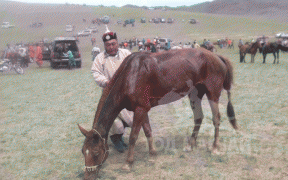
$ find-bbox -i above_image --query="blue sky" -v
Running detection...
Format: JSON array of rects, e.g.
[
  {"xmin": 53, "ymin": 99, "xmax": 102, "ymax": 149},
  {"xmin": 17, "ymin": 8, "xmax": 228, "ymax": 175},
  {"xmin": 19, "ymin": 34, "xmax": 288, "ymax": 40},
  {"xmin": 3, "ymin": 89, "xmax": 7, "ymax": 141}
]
[{"xmin": 10, "ymin": 0, "xmax": 213, "ymax": 7}]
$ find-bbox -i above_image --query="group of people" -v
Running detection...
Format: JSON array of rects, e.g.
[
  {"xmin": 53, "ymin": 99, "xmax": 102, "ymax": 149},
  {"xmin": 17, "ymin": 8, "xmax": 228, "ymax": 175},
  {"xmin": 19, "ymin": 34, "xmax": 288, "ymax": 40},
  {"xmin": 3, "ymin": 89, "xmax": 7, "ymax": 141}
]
[{"xmin": 2, "ymin": 42, "xmax": 44, "ymax": 68}]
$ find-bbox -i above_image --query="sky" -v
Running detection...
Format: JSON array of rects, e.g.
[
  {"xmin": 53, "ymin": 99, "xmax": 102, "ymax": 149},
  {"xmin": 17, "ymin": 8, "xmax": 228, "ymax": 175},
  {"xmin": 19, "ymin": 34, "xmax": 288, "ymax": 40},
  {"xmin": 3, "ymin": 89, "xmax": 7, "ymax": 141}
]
[{"xmin": 9, "ymin": 0, "xmax": 214, "ymax": 7}]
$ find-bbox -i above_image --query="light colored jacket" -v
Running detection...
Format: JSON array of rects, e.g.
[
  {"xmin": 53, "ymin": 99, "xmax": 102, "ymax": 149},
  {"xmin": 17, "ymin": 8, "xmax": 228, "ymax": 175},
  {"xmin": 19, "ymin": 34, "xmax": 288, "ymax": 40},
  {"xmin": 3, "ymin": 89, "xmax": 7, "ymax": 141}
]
[{"xmin": 91, "ymin": 48, "xmax": 131, "ymax": 88}]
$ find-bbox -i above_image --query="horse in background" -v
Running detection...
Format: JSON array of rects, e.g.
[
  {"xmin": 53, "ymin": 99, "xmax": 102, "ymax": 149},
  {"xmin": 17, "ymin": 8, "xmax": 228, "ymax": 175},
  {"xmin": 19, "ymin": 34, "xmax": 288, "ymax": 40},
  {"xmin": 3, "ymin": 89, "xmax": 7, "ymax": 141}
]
[
  {"xmin": 238, "ymin": 41, "xmax": 261, "ymax": 63},
  {"xmin": 259, "ymin": 42, "xmax": 288, "ymax": 64},
  {"xmin": 200, "ymin": 43, "xmax": 217, "ymax": 52},
  {"xmin": 78, "ymin": 48, "xmax": 238, "ymax": 179}
]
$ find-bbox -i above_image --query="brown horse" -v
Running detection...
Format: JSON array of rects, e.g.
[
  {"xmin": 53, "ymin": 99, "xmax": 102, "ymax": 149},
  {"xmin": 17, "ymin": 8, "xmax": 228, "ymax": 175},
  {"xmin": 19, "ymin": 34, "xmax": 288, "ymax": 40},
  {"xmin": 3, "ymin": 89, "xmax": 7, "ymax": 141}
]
[
  {"xmin": 259, "ymin": 42, "xmax": 288, "ymax": 64},
  {"xmin": 78, "ymin": 48, "xmax": 238, "ymax": 179},
  {"xmin": 200, "ymin": 43, "xmax": 217, "ymax": 52},
  {"xmin": 238, "ymin": 41, "xmax": 261, "ymax": 63}
]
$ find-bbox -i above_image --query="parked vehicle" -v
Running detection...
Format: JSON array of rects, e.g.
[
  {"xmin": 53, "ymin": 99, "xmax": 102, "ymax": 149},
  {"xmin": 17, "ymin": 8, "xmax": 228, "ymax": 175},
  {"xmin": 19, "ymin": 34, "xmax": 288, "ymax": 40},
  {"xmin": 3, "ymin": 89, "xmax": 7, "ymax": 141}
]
[
  {"xmin": 29, "ymin": 22, "xmax": 43, "ymax": 28},
  {"xmin": 0, "ymin": 58, "xmax": 24, "ymax": 74},
  {"xmin": 101, "ymin": 16, "xmax": 110, "ymax": 24},
  {"xmin": 42, "ymin": 43, "xmax": 52, "ymax": 61},
  {"xmin": 123, "ymin": 19, "xmax": 135, "ymax": 27},
  {"xmin": 50, "ymin": 37, "xmax": 82, "ymax": 69},
  {"xmin": 276, "ymin": 33, "xmax": 288, "ymax": 38},
  {"xmin": 158, "ymin": 38, "xmax": 173, "ymax": 49},
  {"xmin": 167, "ymin": 18, "xmax": 173, "ymax": 23},
  {"xmin": 189, "ymin": 19, "xmax": 197, "ymax": 24},
  {"xmin": 87, "ymin": 26, "xmax": 98, "ymax": 33},
  {"xmin": 1, "ymin": 22, "xmax": 15, "ymax": 28},
  {"xmin": 65, "ymin": 25, "xmax": 74, "ymax": 32},
  {"xmin": 77, "ymin": 29, "xmax": 91, "ymax": 37},
  {"xmin": 160, "ymin": 18, "xmax": 166, "ymax": 23},
  {"xmin": 117, "ymin": 19, "xmax": 122, "ymax": 25}
]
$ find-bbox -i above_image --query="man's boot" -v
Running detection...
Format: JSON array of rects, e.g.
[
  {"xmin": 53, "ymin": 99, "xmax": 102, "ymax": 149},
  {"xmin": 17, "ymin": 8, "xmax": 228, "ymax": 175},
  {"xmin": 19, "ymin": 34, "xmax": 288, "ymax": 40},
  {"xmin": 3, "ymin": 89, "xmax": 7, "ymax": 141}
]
[
  {"xmin": 120, "ymin": 136, "xmax": 128, "ymax": 149},
  {"xmin": 110, "ymin": 134, "xmax": 125, "ymax": 153}
]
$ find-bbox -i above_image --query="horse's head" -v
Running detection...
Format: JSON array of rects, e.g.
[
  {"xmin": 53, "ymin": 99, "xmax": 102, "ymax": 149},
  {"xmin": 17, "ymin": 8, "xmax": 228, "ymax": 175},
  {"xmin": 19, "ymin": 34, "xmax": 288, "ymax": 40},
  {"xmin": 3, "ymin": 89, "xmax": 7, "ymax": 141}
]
[{"xmin": 78, "ymin": 124, "xmax": 109, "ymax": 180}]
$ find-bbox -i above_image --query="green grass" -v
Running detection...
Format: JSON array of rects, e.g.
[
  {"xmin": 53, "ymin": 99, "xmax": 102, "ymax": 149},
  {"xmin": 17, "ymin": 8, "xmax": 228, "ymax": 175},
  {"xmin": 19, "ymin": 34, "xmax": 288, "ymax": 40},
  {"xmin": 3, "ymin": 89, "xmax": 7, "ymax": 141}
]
[{"xmin": 1, "ymin": 6, "xmax": 288, "ymax": 180}]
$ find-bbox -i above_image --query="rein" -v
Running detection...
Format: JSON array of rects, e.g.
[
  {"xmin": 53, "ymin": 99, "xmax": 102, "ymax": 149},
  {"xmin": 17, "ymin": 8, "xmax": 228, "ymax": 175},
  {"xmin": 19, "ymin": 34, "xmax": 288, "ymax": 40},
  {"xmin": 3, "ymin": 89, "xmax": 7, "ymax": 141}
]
[{"xmin": 83, "ymin": 129, "xmax": 109, "ymax": 172}]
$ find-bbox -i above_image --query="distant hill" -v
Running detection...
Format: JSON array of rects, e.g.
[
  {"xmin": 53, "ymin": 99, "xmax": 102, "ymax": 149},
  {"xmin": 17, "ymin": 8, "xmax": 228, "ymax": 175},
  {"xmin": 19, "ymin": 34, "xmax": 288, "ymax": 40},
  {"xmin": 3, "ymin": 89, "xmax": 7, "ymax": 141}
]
[
  {"xmin": 1, "ymin": 0, "xmax": 288, "ymax": 22},
  {"xmin": 167, "ymin": 0, "xmax": 288, "ymax": 22}
]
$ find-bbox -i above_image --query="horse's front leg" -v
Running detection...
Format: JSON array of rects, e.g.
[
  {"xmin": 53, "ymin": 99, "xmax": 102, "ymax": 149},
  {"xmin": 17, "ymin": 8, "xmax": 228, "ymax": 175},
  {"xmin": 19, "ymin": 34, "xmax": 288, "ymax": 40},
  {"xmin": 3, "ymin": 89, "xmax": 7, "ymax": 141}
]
[
  {"xmin": 122, "ymin": 106, "xmax": 147, "ymax": 171},
  {"xmin": 263, "ymin": 54, "xmax": 266, "ymax": 63},
  {"xmin": 273, "ymin": 52, "xmax": 276, "ymax": 64}
]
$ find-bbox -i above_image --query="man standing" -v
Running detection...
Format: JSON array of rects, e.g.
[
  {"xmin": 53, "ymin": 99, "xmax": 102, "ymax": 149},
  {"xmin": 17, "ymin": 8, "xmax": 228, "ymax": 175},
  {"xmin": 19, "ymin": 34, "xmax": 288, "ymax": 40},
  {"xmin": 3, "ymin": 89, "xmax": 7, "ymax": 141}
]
[
  {"xmin": 35, "ymin": 43, "xmax": 43, "ymax": 67},
  {"xmin": 28, "ymin": 43, "xmax": 35, "ymax": 63},
  {"xmin": 91, "ymin": 26, "xmax": 133, "ymax": 153}
]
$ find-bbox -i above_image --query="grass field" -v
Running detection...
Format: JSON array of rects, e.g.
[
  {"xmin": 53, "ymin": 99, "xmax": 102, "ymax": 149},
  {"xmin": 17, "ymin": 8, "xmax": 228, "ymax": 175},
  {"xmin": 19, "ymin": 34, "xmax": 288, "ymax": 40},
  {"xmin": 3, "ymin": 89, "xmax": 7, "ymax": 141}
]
[{"xmin": 1, "ymin": 4, "xmax": 288, "ymax": 180}]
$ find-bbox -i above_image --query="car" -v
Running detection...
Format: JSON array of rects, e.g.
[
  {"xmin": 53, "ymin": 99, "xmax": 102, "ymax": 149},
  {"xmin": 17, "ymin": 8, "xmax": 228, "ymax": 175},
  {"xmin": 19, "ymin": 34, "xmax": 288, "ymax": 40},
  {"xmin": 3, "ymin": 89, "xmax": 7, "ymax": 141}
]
[
  {"xmin": 123, "ymin": 19, "xmax": 135, "ymax": 27},
  {"xmin": 276, "ymin": 33, "xmax": 288, "ymax": 38},
  {"xmin": 42, "ymin": 43, "xmax": 52, "ymax": 61},
  {"xmin": 50, "ymin": 37, "xmax": 82, "ymax": 69},
  {"xmin": 29, "ymin": 22, "xmax": 43, "ymax": 28},
  {"xmin": 160, "ymin": 18, "xmax": 166, "ymax": 23},
  {"xmin": 167, "ymin": 18, "xmax": 173, "ymax": 23},
  {"xmin": 87, "ymin": 26, "xmax": 98, "ymax": 33},
  {"xmin": 65, "ymin": 25, "xmax": 74, "ymax": 32},
  {"xmin": 158, "ymin": 38, "xmax": 173, "ymax": 49},
  {"xmin": 189, "ymin": 19, "xmax": 197, "ymax": 24},
  {"xmin": 1, "ymin": 22, "xmax": 15, "ymax": 28},
  {"xmin": 153, "ymin": 18, "xmax": 160, "ymax": 23},
  {"xmin": 77, "ymin": 29, "xmax": 91, "ymax": 37}
]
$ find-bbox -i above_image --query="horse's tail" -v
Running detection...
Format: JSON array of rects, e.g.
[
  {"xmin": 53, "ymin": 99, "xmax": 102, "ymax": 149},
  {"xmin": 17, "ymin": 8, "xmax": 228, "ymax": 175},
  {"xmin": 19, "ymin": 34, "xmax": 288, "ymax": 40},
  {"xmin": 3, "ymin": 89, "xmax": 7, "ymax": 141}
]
[
  {"xmin": 217, "ymin": 55, "xmax": 233, "ymax": 91},
  {"xmin": 278, "ymin": 44, "xmax": 288, "ymax": 52},
  {"xmin": 217, "ymin": 55, "xmax": 238, "ymax": 130}
]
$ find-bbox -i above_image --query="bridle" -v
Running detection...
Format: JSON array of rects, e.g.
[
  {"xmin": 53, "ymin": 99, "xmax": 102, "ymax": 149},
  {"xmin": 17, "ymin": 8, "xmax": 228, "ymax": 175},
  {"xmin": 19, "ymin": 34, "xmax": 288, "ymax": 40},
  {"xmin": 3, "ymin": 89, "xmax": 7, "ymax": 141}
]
[{"xmin": 83, "ymin": 129, "xmax": 109, "ymax": 172}]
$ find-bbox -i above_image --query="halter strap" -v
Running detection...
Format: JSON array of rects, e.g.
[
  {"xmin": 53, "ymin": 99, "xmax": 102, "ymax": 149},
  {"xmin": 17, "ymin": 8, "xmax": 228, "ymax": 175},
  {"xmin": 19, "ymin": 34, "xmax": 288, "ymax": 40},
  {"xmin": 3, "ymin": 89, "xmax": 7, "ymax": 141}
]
[
  {"xmin": 92, "ymin": 129, "xmax": 106, "ymax": 144},
  {"xmin": 83, "ymin": 129, "xmax": 108, "ymax": 172}
]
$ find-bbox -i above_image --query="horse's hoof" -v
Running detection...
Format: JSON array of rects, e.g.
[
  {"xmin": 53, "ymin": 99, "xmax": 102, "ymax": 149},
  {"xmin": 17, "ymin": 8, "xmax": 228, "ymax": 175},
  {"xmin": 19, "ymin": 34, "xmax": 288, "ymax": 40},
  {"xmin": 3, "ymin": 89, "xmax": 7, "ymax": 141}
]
[
  {"xmin": 122, "ymin": 164, "xmax": 131, "ymax": 172},
  {"xmin": 211, "ymin": 148, "xmax": 221, "ymax": 155},
  {"xmin": 183, "ymin": 145, "xmax": 192, "ymax": 152}
]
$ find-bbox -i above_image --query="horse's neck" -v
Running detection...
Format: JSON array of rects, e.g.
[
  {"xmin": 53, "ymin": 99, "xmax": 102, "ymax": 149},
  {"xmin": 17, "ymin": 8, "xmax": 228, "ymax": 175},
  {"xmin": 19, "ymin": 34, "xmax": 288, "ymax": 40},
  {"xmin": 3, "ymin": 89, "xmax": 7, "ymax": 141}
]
[{"xmin": 92, "ymin": 83, "xmax": 125, "ymax": 138}]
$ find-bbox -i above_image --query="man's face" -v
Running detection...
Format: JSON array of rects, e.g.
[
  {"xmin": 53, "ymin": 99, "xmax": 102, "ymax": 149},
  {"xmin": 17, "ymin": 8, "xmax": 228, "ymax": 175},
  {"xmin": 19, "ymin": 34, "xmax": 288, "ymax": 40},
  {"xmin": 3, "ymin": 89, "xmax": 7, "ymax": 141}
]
[{"xmin": 104, "ymin": 39, "xmax": 118, "ymax": 56}]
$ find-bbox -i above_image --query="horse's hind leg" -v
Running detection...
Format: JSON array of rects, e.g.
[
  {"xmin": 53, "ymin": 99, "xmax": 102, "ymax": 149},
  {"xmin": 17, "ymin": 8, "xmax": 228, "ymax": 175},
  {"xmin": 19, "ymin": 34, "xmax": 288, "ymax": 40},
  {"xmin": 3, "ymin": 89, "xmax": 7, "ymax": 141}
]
[
  {"xmin": 206, "ymin": 91, "xmax": 222, "ymax": 154},
  {"xmin": 184, "ymin": 86, "xmax": 205, "ymax": 152},
  {"xmin": 142, "ymin": 117, "xmax": 157, "ymax": 157}
]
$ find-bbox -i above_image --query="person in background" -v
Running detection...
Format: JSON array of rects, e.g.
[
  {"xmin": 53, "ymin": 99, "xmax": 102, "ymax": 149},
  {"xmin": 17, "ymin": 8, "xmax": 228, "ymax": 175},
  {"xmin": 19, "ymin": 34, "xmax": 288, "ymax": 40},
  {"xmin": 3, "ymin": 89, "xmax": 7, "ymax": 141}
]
[
  {"xmin": 28, "ymin": 43, "xmax": 35, "ymax": 63},
  {"xmin": 67, "ymin": 49, "xmax": 76, "ymax": 69},
  {"xmin": 193, "ymin": 40, "xmax": 200, "ymax": 48},
  {"xmin": 35, "ymin": 42, "xmax": 43, "ymax": 67},
  {"xmin": 91, "ymin": 45, "xmax": 101, "ymax": 61},
  {"xmin": 91, "ymin": 26, "xmax": 133, "ymax": 153}
]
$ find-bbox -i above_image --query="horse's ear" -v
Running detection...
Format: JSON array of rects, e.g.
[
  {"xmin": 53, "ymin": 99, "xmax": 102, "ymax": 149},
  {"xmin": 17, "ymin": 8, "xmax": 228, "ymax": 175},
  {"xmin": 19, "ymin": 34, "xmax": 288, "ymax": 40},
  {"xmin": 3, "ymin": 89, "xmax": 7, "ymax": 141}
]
[{"xmin": 78, "ymin": 124, "xmax": 89, "ymax": 137}]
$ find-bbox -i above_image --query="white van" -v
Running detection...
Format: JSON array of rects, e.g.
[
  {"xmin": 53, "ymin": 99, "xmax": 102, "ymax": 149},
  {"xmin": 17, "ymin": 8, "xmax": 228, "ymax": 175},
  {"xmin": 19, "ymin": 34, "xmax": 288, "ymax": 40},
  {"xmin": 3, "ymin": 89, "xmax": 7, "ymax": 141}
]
[{"xmin": 65, "ymin": 25, "xmax": 74, "ymax": 32}]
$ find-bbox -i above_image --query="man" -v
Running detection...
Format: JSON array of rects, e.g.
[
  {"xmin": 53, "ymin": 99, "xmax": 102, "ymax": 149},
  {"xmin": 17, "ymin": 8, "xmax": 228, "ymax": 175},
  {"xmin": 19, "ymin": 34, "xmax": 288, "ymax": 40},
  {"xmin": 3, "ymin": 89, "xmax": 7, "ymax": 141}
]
[
  {"xmin": 193, "ymin": 40, "xmax": 200, "ymax": 48},
  {"xmin": 28, "ymin": 43, "xmax": 35, "ymax": 63},
  {"xmin": 91, "ymin": 45, "xmax": 100, "ymax": 61},
  {"xmin": 91, "ymin": 27, "xmax": 133, "ymax": 153},
  {"xmin": 67, "ymin": 49, "xmax": 75, "ymax": 69},
  {"xmin": 35, "ymin": 43, "xmax": 43, "ymax": 67},
  {"xmin": 238, "ymin": 38, "xmax": 244, "ymax": 47},
  {"xmin": 18, "ymin": 45, "xmax": 29, "ymax": 67}
]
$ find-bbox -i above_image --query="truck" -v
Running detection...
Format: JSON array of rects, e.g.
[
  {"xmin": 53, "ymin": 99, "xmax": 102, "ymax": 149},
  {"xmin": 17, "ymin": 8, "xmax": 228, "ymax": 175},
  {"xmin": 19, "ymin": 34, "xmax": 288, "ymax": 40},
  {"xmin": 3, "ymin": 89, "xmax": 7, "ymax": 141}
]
[{"xmin": 1, "ymin": 22, "xmax": 15, "ymax": 28}]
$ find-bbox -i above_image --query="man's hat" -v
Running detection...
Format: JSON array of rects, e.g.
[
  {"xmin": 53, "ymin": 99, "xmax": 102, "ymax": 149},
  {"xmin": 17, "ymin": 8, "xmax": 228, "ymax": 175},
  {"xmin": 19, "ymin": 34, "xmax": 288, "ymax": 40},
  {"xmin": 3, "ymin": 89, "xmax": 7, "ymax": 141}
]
[{"xmin": 102, "ymin": 25, "xmax": 117, "ymax": 42}]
